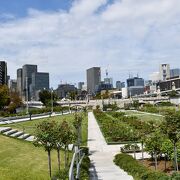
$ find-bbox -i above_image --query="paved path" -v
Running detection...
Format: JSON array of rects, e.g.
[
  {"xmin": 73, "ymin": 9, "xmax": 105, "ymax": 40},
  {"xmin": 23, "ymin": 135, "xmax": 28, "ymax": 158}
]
[
  {"xmin": 88, "ymin": 112, "xmax": 133, "ymax": 180},
  {"xmin": 0, "ymin": 112, "xmax": 70, "ymax": 125}
]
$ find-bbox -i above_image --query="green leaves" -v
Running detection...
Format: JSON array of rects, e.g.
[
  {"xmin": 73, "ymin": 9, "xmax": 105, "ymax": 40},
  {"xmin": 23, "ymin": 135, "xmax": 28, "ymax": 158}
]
[{"xmin": 0, "ymin": 85, "xmax": 10, "ymax": 110}]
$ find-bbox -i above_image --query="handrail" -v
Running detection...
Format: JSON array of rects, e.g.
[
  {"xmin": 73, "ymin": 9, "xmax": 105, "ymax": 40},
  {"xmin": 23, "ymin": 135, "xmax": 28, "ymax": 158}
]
[{"xmin": 69, "ymin": 146, "xmax": 85, "ymax": 180}]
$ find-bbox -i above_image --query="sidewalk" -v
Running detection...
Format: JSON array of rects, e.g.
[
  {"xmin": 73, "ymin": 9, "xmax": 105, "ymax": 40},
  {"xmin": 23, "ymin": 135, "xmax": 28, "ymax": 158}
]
[
  {"xmin": 0, "ymin": 112, "xmax": 70, "ymax": 125},
  {"xmin": 88, "ymin": 112, "xmax": 133, "ymax": 180}
]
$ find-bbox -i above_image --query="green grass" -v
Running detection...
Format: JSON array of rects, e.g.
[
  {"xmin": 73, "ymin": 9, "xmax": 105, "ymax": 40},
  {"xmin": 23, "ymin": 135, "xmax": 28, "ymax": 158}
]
[
  {"xmin": 2, "ymin": 113, "xmax": 88, "ymax": 146},
  {"xmin": 0, "ymin": 135, "xmax": 68, "ymax": 180},
  {"xmin": 123, "ymin": 110, "xmax": 163, "ymax": 122},
  {"xmin": 0, "ymin": 113, "xmax": 88, "ymax": 179}
]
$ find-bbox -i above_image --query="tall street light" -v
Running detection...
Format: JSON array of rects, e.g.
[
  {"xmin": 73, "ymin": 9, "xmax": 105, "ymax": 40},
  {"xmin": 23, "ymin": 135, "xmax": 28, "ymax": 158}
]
[
  {"xmin": 51, "ymin": 87, "xmax": 54, "ymax": 114},
  {"xmin": 26, "ymin": 77, "xmax": 29, "ymax": 114}
]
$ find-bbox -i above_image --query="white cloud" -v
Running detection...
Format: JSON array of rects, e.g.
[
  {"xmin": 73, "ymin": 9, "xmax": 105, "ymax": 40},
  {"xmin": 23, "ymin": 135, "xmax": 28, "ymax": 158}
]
[{"xmin": 0, "ymin": 0, "xmax": 180, "ymax": 87}]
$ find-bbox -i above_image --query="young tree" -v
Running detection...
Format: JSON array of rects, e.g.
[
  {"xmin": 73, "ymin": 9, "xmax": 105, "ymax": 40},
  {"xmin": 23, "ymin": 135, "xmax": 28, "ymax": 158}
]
[
  {"xmin": 8, "ymin": 92, "xmax": 22, "ymax": 113},
  {"xmin": 145, "ymin": 130, "xmax": 164, "ymax": 170},
  {"xmin": 163, "ymin": 112, "xmax": 180, "ymax": 171},
  {"xmin": 161, "ymin": 139, "xmax": 173, "ymax": 171},
  {"xmin": 39, "ymin": 89, "xmax": 57, "ymax": 107},
  {"xmin": 34, "ymin": 120, "xmax": 57, "ymax": 177},
  {"xmin": 60, "ymin": 120, "xmax": 74, "ymax": 169},
  {"xmin": 54, "ymin": 122, "xmax": 63, "ymax": 174},
  {"xmin": 73, "ymin": 113, "xmax": 83, "ymax": 147},
  {"xmin": 0, "ymin": 85, "xmax": 10, "ymax": 110}
]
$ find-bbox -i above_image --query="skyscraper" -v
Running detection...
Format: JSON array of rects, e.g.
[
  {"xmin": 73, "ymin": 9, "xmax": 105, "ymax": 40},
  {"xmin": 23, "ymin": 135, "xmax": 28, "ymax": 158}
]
[
  {"xmin": 22, "ymin": 64, "xmax": 37, "ymax": 100},
  {"xmin": 170, "ymin": 68, "xmax": 180, "ymax": 78},
  {"xmin": 0, "ymin": 61, "xmax": 7, "ymax": 85},
  {"xmin": 17, "ymin": 68, "xmax": 23, "ymax": 97},
  {"xmin": 159, "ymin": 64, "xmax": 170, "ymax": 81},
  {"xmin": 30, "ymin": 72, "xmax": 49, "ymax": 100},
  {"xmin": 116, "ymin": 81, "xmax": 125, "ymax": 90},
  {"xmin": 86, "ymin": 67, "xmax": 101, "ymax": 94},
  {"xmin": 127, "ymin": 77, "xmax": 144, "ymax": 97},
  {"xmin": 78, "ymin": 82, "xmax": 84, "ymax": 90}
]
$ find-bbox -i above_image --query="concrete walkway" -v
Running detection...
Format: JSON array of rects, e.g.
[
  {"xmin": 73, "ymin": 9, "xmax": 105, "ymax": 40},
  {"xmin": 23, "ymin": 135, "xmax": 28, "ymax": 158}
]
[
  {"xmin": 88, "ymin": 112, "xmax": 133, "ymax": 180},
  {"xmin": 0, "ymin": 112, "xmax": 70, "ymax": 125}
]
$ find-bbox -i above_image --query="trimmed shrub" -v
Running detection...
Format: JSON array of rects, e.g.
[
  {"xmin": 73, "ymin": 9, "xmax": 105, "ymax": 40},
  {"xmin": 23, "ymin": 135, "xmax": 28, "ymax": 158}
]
[{"xmin": 114, "ymin": 153, "xmax": 169, "ymax": 180}]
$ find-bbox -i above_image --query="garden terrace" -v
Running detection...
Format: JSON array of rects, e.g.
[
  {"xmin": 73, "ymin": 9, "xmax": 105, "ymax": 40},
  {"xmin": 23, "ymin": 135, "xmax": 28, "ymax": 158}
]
[
  {"xmin": 0, "ymin": 113, "xmax": 88, "ymax": 146},
  {"xmin": 93, "ymin": 110, "xmax": 161, "ymax": 144}
]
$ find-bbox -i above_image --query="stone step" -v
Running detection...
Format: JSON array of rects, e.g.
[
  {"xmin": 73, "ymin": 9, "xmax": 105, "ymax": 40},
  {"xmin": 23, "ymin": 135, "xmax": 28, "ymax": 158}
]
[
  {"xmin": 18, "ymin": 134, "xmax": 31, "ymax": 139},
  {"xmin": 0, "ymin": 127, "xmax": 12, "ymax": 133},
  {"xmin": 25, "ymin": 136, "xmax": 35, "ymax": 142},
  {"xmin": 11, "ymin": 131, "xmax": 24, "ymax": 138},
  {"xmin": 4, "ymin": 129, "xmax": 18, "ymax": 135}
]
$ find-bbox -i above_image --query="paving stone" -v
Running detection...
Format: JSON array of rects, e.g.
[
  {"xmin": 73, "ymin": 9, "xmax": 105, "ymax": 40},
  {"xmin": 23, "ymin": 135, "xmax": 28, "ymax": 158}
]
[{"xmin": 88, "ymin": 112, "xmax": 133, "ymax": 180}]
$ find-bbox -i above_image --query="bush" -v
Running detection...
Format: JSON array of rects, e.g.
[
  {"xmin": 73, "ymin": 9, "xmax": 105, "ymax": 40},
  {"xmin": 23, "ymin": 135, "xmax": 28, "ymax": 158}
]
[
  {"xmin": 114, "ymin": 153, "xmax": 169, "ymax": 180},
  {"xmin": 121, "ymin": 143, "xmax": 140, "ymax": 153},
  {"xmin": 80, "ymin": 146, "xmax": 89, "ymax": 155}
]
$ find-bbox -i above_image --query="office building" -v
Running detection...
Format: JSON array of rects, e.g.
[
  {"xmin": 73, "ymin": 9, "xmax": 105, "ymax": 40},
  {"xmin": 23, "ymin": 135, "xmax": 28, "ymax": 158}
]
[
  {"xmin": 95, "ymin": 81, "xmax": 113, "ymax": 93},
  {"xmin": 30, "ymin": 72, "xmax": 49, "ymax": 100},
  {"xmin": 17, "ymin": 64, "xmax": 49, "ymax": 100},
  {"xmin": 17, "ymin": 68, "xmax": 23, "ymax": 97},
  {"xmin": 170, "ymin": 68, "xmax": 180, "ymax": 78},
  {"xmin": 78, "ymin": 82, "xmax": 84, "ymax": 90},
  {"xmin": 9, "ymin": 79, "xmax": 17, "ymax": 92},
  {"xmin": 104, "ymin": 77, "xmax": 113, "ymax": 86},
  {"xmin": 0, "ymin": 61, "xmax": 7, "ymax": 85},
  {"xmin": 116, "ymin": 81, "xmax": 125, "ymax": 90},
  {"xmin": 87, "ymin": 67, "xmax": 101, "ymax": 95},
  {"xmin": 56, "ymin": 84, "xmax": 77, "ymax": 99},
  {"xmin": 22, "ymin": 64, "xmax": 37, "ymax": 100},
  {"xmin": 127, "ymin": 77, "xmax": 144, "ymax": 97},
  {"xmin": 159, "ymin": 64, "xmax": 170, "ymax": 81},
  {"xmin": 157, "ymin": 76, "xmax": 180, "ymax": 92}
]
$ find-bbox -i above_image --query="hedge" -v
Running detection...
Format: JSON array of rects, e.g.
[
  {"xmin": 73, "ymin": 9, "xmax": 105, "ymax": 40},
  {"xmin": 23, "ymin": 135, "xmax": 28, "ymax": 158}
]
[{"xmin": 114, "ymin": 153, "xmax": 169, "ymax": 180}]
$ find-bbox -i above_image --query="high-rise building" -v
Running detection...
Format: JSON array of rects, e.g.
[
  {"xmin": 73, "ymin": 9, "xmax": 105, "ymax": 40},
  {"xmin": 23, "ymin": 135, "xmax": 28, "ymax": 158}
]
[
  {"xmin": 56, "ymin": 84, "xmax": 77, "ymax": 99},
  {"xmin": 104, "ymin": 77, "xmax": 113, "ymax": 86},
  {"xmin": 30, "ymin": 72, "xmax": 49, "ymax": 100},
  {"xmin": 17, "ymin": 68, "xmax": 23, "ymax": 97},
  {"xmin": 86, "ymin": 67, "xmax": 101, "ymax": 95},
  {"xmin": 159, "ymin": 64, "xmax": 170, "ymax": 81},
  {"xmin": 116, "ymin": 81, "xmax": 125, "ymax": 90},
  {"xmin": 127, "ymin": 77, "xmax": 144, "ymax": 97},
  {"xmin": 9, "ymin": 79, "xmax": 17, "ymax": 92},
  {"xmin": 0, "ymin": 61, "xmax": 7, "ymax": 85},
  {"xmin": 78, "ymin": 82, "xmax": 84, "ymax": 90},
  {"xmin": 170, "ymin": 68, "xmax": 180, "ymax": 78},
  {"xmin": 22, "ymin": 64, "xmax": 37, "ymax": 100}
]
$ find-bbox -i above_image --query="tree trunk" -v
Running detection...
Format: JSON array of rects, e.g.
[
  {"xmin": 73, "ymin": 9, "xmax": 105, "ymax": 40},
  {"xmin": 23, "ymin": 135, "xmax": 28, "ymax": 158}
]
[
  {"xmin": 141, "ymin": 141, "xmax": 144, "ymax": 162},
  {"xmin": 133, "ymin": 144, "xmax": 136, "ymax": 159},
  {"xmin": 164, "ymin": 155, "xmax": 167, "ymax": 171},
  {"xmin": 154, "ymin": 151, "xmax": 157, "ymax": 171},
  {"xmin": 57, "ymin": 148, "xmax": 61, "ymax": 173},
  {"xmin": 67, "ymin": 146, "xmax": 69, "ymax": 166},
  {"xmin": 65, "ymin": 147, "xmax": 67, "ymax": 169},
  {"xmin": 174, "ymin": 143, "xmax": 179, "ymax": 171},
  {"xmin": 48, "ymin": 150, "xmax": 52, "ymax": 178}
]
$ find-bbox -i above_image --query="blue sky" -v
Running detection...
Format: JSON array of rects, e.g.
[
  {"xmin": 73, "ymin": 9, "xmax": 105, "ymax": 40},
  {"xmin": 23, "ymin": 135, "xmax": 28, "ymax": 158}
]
[
  {"xmin": 0, "ymin": 0, "xmax": 180, "ymax": 88},
  {"xmin": 0, "ymin": 0, "xmax": 72, "ymax": 18}
]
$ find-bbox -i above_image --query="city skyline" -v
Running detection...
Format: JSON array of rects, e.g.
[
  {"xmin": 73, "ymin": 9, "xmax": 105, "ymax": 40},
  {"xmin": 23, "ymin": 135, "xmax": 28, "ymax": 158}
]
[{"xmin": 1, "ymin": 0, "xmax": 180, "ymax": 87}]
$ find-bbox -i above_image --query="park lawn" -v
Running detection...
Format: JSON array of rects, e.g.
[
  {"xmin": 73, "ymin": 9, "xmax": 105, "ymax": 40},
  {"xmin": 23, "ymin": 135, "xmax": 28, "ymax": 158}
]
[
  {"xmin": 1, "ymin": 113, "xmax": 88, "ymax": 146},
  {"xmin": 0, "ymin": 135, "xmax": 69, "ymax": 180},
  {"xmin": 123, "ymin": 110, "xmax": 163, "ymax": 122}
]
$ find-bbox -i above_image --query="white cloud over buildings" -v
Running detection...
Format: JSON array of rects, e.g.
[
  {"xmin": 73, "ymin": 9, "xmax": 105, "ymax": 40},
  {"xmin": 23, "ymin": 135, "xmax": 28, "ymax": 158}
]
[{"xmin": 0, "ymin": 0, "xmax": 180, "ymax": 87}]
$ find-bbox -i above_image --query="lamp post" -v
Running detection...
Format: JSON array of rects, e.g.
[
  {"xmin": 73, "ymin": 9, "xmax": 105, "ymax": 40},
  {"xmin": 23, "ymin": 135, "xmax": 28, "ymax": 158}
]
[
  {"xmin": 51, "ymin": 87, "xmax": 53, "ymax": 114},
  {"xmin": 26, "ymin": 77, "xmax": 29, "ymax": 114}
]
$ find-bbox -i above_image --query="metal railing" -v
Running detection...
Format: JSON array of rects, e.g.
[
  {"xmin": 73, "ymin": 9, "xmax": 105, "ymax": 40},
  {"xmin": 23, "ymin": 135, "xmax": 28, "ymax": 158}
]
[{"xmin": 69, "ymin": 146, "xmax": 85, "ymax": 180}]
